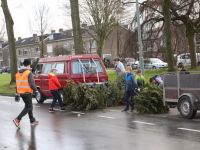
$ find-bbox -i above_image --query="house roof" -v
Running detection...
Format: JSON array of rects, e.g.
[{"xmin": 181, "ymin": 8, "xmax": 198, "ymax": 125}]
[
  {"xmin": 0, "ymin": 42, "xmax": 8, "ymax": 50},
  {"xmin": 15, "ymin": 35, "xmax": 49, "ymax": 47}
]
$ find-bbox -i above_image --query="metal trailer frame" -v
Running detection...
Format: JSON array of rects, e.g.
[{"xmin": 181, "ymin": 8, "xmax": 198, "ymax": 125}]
[{"xmin": 163, "ymin": 71, "xmax": 200, "ymax": 118}]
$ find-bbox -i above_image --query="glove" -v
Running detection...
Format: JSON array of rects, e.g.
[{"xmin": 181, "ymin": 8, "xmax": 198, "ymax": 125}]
[
  {"xmin": 58, "ymin": 87, "xmax": 63, "ymax": 91},
  {"xmin": 32, "ymin": 91, "xmax": 38, "ymax": 98},
  {"xmin": 15, "ymin": 93, "xmax": 20, "ymax": 102}
]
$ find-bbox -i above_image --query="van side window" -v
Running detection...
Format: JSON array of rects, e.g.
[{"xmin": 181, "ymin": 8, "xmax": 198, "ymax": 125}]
[
  {"xmin": 56, "ymin": 63, "xmax": 65, "ymax": 74},
  {"xmin": 35, "ymin": 64, "xmax": 43, "ymax": 74},
  {"xmin": 44, "ymin": 63, "xmax": 55, "ymax": 74},
  {"xmin": 72, "ymin": 60, "xmax": 104, "ymax": 74}
]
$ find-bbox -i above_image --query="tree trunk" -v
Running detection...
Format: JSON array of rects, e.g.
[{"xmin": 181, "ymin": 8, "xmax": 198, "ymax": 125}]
[
  {"xmin": 41, "ymin": 33, "xmax": 44, "ymax": 58},
  {"xmin": 97, "ymin": 40, "xmax": 105, "ymax": 59},
  {"xmin": 1, "ymin": 0, "xmax": 18, "ymax": 84},
  {"xmin": 70, "ymin": 0, "xmax": 84, "ymax": 55},
  {"xmin": 163, "ymin": 0, "xmax": 175, "ymax": 71},
  {"xmin": 185, "ymin": 27, "xmax": 197, "ymax": 69}
]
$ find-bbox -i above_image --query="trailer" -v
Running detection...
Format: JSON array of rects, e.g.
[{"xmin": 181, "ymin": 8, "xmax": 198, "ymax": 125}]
[{"xmin": 163, "ymin": 71, "xmax": 200, "ymax": 119}]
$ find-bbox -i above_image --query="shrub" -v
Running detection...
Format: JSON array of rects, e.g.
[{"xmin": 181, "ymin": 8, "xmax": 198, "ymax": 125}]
[{"xmin": 134, "ymin": 83, "xmax": 169, "ymax": 114}]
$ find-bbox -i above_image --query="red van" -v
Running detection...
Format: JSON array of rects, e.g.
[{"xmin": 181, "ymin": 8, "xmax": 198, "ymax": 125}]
[{"xmin": 33, "ymin": 54, "xmax": 108, "ymax": 103}]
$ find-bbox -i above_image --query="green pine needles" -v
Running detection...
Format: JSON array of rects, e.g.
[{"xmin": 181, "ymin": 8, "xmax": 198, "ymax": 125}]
[{"xmin": 134, "ymin": 83, "xmax": 169, "ymax": 114}]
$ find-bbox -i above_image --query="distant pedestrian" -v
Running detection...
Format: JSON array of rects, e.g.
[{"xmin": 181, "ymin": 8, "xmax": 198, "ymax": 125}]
[
  {"xmin": 178, "ymin": 63, "xmax": 190, "ymax": 74},
  {"xmin": 13, "ymin": 59, "xmax": 39, "ymax": 129},
  {"xmin": 113, "ymin": 58, "xmax": 125, "ymax": 76},
  {"xmin": 136, "ymin": 69, "xmax": 145, "ymax": 91},
  {"xmin": 122, "ymin": 66, "xmax": 137, "ymax": 112},
  {"xmin": 48, "ymin": 68, "xmax": 66, "ymax": 112},
  {"xmin": 104, "ymin": 59, "xmax": 108, "ymax": 68},
  {"xmin": 149, "ymin": 75, "xmax": 163, "ymax": 87}
]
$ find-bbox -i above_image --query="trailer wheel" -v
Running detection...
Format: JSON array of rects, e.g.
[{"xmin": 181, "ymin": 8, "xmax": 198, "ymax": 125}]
[{"xmin": 178, "ymin": 96, "xmax": 197, "ymax": 119}]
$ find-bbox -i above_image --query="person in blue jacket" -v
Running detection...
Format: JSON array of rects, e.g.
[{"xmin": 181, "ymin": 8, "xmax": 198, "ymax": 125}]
[
  {"xmin": 149, "ymin": 75, "xmax": 163, "ymax": 87},
  {"xmin": 122, "ymin": 66, "xmax": 137, "ymax": 112}
]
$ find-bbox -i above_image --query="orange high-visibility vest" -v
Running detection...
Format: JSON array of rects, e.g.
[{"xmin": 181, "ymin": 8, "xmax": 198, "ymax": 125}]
[{"xmin": 16, "ymin": 70, "xmax": 33, "ymax": 94}]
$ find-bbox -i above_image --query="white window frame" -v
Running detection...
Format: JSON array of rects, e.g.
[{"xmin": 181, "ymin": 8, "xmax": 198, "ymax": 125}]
[
  {"xmin": 18, "ymin": 50, "xmax": 21, "ymax": 56},
  {"xmin": 35, "ymin": 47, "xmax": 39, "ymax": 54},
  {"xmin": 23, "ymin": 49, "xmax": 28, "ymax": 56},
  {"xmin": 89, "ymin": 39, "xmax": 96, "ymax": 48},
  {"xmin": 47, "ymin": 45, "xmax": 53, "ymax": 53}
]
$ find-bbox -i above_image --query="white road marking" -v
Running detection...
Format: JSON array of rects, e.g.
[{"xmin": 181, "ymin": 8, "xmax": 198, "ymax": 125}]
[
  {"xmin": 178, "ymin": 128, "xmax": 200, "ymax": 133},
  {"xmin": 98, "ymin": 115, "xmax": 115, "ymax": 119},
  {"xmin": 132, "ymin": 121, "xmax": 155, "ymax": 125}
]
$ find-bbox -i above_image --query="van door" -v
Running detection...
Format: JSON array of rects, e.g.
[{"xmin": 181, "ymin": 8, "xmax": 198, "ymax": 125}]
[
  {"xmin": 55, "ymin": 62, "xmax": 69, "ymax": 87},
  {"xmin": 34, "ymin": 63, "xmax": 44, "ymax": 89},
  {"xmin": 42, "ymin": 63, "xmax": 56, "ymax": 97}
]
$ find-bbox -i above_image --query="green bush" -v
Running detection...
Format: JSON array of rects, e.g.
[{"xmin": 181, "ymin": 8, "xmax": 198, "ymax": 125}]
[
  {"xmin": 134, "ymin": 83, "xmax": 169, "ymax": 114},
  {"xmin": 62, "ymin": 79, "xmax": 123, "ymax": 111}
]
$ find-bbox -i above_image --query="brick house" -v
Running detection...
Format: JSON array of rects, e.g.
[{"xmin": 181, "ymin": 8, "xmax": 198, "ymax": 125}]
[{"xmin": 0, "ymin": 25, "xmax": 129, "ymax": 67}]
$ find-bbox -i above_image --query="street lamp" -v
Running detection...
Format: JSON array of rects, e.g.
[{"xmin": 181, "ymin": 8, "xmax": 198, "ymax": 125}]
[{"xmin": 136, "ymin": 0, "xmax": 144, "ymax": 76}]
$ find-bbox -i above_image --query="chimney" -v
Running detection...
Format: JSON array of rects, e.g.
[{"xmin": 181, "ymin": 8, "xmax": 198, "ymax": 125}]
[
  {"xmin": 33, "ymin": 34, "xmax": 37, "ymax": 37},
  {"xmin": 59, "ymin": 28, "xmax": 63, "ymax": 33},
  {"xmin": 18, "ymin": 37, "xmax": 21, "ymax": 40},
  {"xmin": 51, "ymin": 30, "xmax": 55, "ymax": 33}
]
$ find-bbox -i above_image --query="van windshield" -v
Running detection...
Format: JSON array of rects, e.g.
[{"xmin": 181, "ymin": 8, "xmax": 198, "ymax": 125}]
[{"xmin": 72, "ymin": 60, "xmax": 104, "ymax": 74}]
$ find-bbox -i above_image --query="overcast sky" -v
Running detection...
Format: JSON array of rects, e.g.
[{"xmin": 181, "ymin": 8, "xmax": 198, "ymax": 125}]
[
  {"xmin": 0, "ymin": 0, "xmax": 70, "ymax": 40},
  {"xmin": 0, "ymin": 0, "xmax": 141, "ymax": 41}
]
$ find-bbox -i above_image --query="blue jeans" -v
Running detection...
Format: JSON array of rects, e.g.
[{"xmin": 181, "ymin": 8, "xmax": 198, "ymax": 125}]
[
  {"xmin": 17, "ymin": 93, "xmax": 35, "ymax": 123},
  {"xmin": 125, "ymin": 91, "xmax": 134, "ymax": 110},
  {"xmin": 50, "ymin": 90, "xmax": 63, "ymax": 108}
]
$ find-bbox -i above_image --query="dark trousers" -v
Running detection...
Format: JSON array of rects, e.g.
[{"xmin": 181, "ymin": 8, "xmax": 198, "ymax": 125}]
[
  {"xmin": 17, "ymin": 93, "xmax": 35, "ymax": 123},
  {"xmin": 50, "ymin": 90, "xmax": 63, "ymax": 108},
  {"xmin": 125, "ymin": 91, "xmax": 134, "ymax": 110}
]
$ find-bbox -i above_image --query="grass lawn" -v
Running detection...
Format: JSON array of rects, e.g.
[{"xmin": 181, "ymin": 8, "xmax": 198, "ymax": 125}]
[
  {"xmin": 0, "ymin": 74, "xmax": 16, "ymax": 94},
  {"xmin": 107, "ymin": 66, "xmax": 200, "ymax": 83}
]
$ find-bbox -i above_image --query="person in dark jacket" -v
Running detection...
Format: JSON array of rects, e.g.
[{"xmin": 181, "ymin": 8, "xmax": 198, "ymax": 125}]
[
  {"xmin": 13, "ymin": 59, "xmax": 39, "ymax": 128},
  {"xmin": 122, "ymin": 66, "xmax": 137, "ymax": 112},
  {"xmin": 178, "ymin": 63, "xmax": 190, "ymax": 74},
  {"xmin": 48, "ymin": 68, "xmax": 66, "ymax": 112}
]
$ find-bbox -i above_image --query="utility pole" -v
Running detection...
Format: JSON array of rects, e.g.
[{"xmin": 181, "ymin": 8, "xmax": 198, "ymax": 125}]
[{"xmin": 136, "ymin": 0, "xmax": 144, "ymax": 76}]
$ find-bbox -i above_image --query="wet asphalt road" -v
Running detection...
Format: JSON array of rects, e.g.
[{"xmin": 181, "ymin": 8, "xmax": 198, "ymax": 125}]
[{"xmin": 1, "ymin": 96, "xmax": 200, "ymax": 150}]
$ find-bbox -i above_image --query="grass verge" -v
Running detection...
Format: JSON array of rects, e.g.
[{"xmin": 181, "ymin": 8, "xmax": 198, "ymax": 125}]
[{"xmin": 0, "ymin": 74, "xmax": 16, "ymax": 94}]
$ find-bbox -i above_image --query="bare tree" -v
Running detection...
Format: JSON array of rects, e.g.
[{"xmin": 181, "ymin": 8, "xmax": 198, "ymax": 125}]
[
  {"xmin": 29, "ymin": 3, "xmax": 52, "ymax": 58},
  {"xmin": 80, "ymin": 0, "xmax": 126, "ymax": 59},
  {"xmin": 1, "ymin": 0, "xmax": 18, "ymax": 83},
  {"xmin": 53, "ymin": 44, "xmax": 71, "ymax": 56}
]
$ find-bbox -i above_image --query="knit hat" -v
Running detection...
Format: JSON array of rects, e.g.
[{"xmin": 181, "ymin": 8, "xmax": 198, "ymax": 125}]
[{"xmin": 23, "ymin": 59, "xmax": 31, "ymax": 66}]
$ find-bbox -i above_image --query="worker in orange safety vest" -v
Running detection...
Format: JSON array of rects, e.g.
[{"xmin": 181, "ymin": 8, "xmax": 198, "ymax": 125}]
[{"xmin": 13, "ymin": 59, "xmax": 39, "ymax": 129}]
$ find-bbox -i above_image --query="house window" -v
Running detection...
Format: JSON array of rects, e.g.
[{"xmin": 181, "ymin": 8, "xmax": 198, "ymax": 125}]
[
  {"xmin": 70, "ymin": 43, "xmax": 75, "ymax": 50},
  {"xmin": 18, "ymin": 50, "xmax": 21, "ymax": 56},
  {"xmin": 0, "ymin": 52, "xmax": 2, "ymax": 58},
  {"xmin": 47, "ymin": 45, "xmax": 53, "ymax": 53},
  {"xmin": 23, "ymin": 49, "xmax": 28, "ymax": 55},
  {"xmin": 49, "ymin": 35, "xmax": 54, "ymax": 40},
  {"xmin": 0, "ymin": 61, "xmax": 3, "ymax": 67},
  {"xmin": 89, "ymin": 40, "xmax": 96, "ymax": 48},
  {"xmin": 63, "ymin": 43, "xmax": 68, "ymax": 50},
  {"xmin": 35, "ymin": 47, "xmax": 39, "ymax": 54}
]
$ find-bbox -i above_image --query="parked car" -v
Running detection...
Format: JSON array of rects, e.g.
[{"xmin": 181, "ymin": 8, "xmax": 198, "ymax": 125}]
[
  {"xmin": 144, "ymin": 58, "xmax": 168, "ymax": 70},
  {"xmin": 176, "ymin": 53, "xmax": 200, "ymax": 66},
  {"xmin": 120, "ymin": 58, "xmax": 139, "ymax": 69},
  {"xmin": 7, "ymin": 67, "xmax": 11, "ymax": 73},
  {"xmin": 0, "ymin": 68, "xmax": 2, "ymax": 74},
  {"xmin": 2, "ymin": 66, "xmax": 9, "ymax": 72},
  {"xmin": 33, "ymin": 54, "xmax": 108, "ymax": 103}
]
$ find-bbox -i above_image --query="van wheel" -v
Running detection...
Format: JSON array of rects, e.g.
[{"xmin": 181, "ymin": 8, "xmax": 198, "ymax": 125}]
[
  {"xmin": 178, "ymin": 96, "xmax": 197, "ymax": 119},
  {"xmin": 152, "ymin": 66, "xmax": 156, "ymax": 69},
  {"xmin": 36, "ymin": 89, "xmax": 46, "ymax": 103}
]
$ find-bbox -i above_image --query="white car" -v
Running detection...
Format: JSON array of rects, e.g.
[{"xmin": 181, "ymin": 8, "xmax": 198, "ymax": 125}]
[
  {"xmin": 176, "ymin": 53, "xmax": 200, "ymax": 66},
  {"xmin": 144, "ymin": 58, "xmax": 168, "ymax": 70}
]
